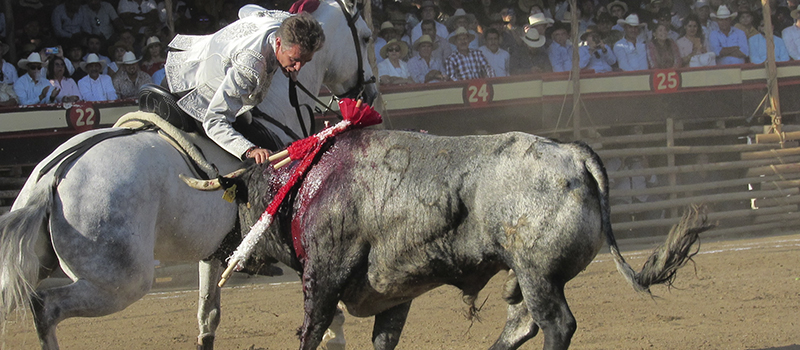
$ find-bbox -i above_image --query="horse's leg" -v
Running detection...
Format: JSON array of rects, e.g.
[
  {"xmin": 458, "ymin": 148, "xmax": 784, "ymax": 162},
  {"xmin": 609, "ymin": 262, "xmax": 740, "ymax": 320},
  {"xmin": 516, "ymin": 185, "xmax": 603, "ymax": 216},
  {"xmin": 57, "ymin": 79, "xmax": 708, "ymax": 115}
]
[
  {"xmin": 514, "ymin": 272, "xmax": 575, "ymax": 350},
  {"xmin": 489, "ymin": 270, "xmax": 539, "ymax": 350},
  {"xmin": 197, "ymin": 259, "xmax": 222, "ymax": 350},
  {"xmin": 32, "ymin": 276, "xmax": 151, "ymax": 350},
  {"xmin": 371, "ymin": 301, "xmax": 411, "ymax": 350}
]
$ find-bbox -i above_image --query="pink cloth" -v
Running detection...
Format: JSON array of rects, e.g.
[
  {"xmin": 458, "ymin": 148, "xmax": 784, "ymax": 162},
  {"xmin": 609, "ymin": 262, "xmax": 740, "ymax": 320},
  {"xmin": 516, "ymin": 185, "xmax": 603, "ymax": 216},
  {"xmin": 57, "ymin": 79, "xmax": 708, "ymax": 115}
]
[{"xmin": 289, "ymin": 0, "xmax": 320, "ymax": 14}]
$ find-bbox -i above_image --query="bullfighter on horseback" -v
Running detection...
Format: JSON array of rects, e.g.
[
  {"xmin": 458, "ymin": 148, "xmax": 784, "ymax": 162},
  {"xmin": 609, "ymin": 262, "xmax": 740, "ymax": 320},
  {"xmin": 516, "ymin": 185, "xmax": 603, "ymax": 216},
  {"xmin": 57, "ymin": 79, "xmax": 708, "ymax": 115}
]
[{"xmin": 164, "ymin": 5, "xmax": 326, "ymax": 163}]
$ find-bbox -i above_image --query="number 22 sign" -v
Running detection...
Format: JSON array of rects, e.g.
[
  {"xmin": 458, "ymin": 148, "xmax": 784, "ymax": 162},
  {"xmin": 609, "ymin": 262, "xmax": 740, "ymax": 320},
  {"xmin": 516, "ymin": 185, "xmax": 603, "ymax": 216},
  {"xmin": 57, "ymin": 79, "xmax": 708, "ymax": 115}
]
[
  {"xmin": 651, "ymin": 69, "xmax": 680, "ymax": 93},
  {"xmin": 66, "ymin": 103, "xmax": 100, "ymax": 132}
]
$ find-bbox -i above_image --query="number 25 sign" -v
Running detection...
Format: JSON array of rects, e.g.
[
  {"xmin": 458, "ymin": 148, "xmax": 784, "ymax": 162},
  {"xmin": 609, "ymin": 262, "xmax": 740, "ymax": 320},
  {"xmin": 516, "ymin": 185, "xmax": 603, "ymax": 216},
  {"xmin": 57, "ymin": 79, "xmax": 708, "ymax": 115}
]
[
  {"xmin": 651, "ymin": 69, "xmax": 680, "ymax": 93},
  {"xmin": 66, "ymin": 103, "xmax": 100, "ymax": 132}
]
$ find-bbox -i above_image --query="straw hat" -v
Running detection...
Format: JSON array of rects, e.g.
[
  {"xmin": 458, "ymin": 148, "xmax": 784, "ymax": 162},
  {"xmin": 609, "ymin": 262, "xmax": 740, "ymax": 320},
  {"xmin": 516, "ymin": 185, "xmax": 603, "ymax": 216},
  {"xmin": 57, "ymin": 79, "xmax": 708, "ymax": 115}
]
[
  {"xmin": 119, "ymin": 51, "xmax": 141, "ymax": 65},
  {"xmin": 790, "ymin": 5, "xmax": 800, "ymax": 19},
  {"xmin": 710, "ymin": 5, "xmax": 737, "ymax": 19},
  {"xmin": 522, "ymin": 27, "xmax": 546, "ymax": 47},
  {"xmin": 80, "ymin": 53, "xmax": 107, "ymax": 71},
  {"xmin": 380, "ymin": 39, "xmax": 409, "ymax": 59},
  {"xmin": 143, "ymin": 36, "xmax": 162, "ymax": 52},
  {"xmin": 528, "ymin": 13, "xmax": 554, "ymax": 26},
  {"xmin": 413, "ymin": 34, "xmax": 438, "ymax": 51},
  {"xmin": 448, "ymin": 26, "xmax": 476, "ymax": 45},
  {"xmin": 618, "ymin": 13, "xmax": 646, "ymax": 27},
  {"xmin": 17, "ymin": 52, "xmax": 43, "ymax": 69},
  {"xmin": 447, "ymin": 8, "xmax": 476, "ymax": 29},
  {"xmin": 607, "ymin": 0, "xmax": 628, "ymax": 13},
  {"xmin": 379, "ymin": 21, "xmax": 397, "ymax": 36}
]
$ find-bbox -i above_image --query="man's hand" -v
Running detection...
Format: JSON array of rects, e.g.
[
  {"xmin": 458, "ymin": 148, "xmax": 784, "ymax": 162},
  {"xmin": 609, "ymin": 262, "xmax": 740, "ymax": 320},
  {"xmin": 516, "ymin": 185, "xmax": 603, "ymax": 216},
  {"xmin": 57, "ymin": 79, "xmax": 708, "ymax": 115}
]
[
  {"xmin": 39, "ymin": 86, "xmax": 51, "ymax": 101},
  {"xmin": 246, "ymin": 147, "xmax": 271, "ymax": 164}
]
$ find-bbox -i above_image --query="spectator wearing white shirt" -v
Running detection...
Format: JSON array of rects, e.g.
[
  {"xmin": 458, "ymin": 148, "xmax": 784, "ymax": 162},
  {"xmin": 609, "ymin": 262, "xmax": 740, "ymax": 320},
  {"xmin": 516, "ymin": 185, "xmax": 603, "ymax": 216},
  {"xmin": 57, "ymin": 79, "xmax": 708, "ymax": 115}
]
[
  {"xmin": 47, "ymin": 56, "xmax": 82, "ymax": 103},
  {"xmin": 408, "ymin": 35, "xmax": 447, "ymax": 83},
  {"xmin": 14, "ymin": 53, "xmax": 59, "ymax": 105},
  {"xmin": 0, "ymin": 42, "xmax": 19, "ymax": 85},
  {"xmin": 410, "ymin": 1, "xmax": 449, "ymax": 43},
  {"xmin": 80, "ymin": 0, "xmax": 122, "ymax": 40},
  {"xmin": 52, "ymin": 0, "xmax": 86, "ymax": 39},
  {"xmin": 781, "ymin": 5, "xmax": 800, "ymax": 60},
  {"xmin": 78, "ymin": 54, "xmax": 117, "ymax": 101},
  {"xmin": 479, "ymin": 28, "xmax": 510, "ymax": 77},
  {"xmin": 613, "ymin": 14, "xmax": 649, "ymax": 71},
  {"xmin": 708, "ymin": 5, "xmax": 748, "ymax": 65},
  {"xmin": 579, "ymin": 28, "xmax": 617, "ymax": 73}
]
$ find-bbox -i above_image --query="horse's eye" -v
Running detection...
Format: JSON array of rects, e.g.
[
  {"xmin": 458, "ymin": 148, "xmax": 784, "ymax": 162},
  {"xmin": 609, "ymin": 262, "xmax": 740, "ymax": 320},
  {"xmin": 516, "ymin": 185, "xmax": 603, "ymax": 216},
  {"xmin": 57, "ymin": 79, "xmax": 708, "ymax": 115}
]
[{"xmin": 362, "ymin": 36, "xmax": 370, "ymax": 45}]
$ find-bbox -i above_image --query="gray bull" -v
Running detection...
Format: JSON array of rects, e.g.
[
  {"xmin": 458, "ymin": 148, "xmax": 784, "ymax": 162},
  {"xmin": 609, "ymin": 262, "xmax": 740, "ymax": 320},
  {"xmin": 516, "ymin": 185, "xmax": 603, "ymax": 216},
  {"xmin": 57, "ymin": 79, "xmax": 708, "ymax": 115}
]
[{"xmin": 191, "ymin": 129, "xmax": 711, "ymax": 350}]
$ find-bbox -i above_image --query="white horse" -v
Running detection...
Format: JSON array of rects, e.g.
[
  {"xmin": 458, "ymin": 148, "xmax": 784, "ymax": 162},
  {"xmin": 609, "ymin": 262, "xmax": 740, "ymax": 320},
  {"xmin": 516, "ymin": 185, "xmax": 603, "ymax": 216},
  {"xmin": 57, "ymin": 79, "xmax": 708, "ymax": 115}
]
[{"xmin": 0, "ymin": 1, "xmax": 376, "ymax": 349}]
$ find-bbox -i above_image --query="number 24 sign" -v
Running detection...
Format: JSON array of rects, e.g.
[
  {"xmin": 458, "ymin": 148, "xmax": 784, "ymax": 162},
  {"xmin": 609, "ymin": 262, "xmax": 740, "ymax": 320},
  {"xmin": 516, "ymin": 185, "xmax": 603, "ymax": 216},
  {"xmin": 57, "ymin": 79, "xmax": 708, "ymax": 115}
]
[
  {"xmin": 651, "ymin": 69, "xmax": 680, "ymax": 93},
  {"xmin": 463, "ymin": 80, "xmax": 493, "ymax": 106}
]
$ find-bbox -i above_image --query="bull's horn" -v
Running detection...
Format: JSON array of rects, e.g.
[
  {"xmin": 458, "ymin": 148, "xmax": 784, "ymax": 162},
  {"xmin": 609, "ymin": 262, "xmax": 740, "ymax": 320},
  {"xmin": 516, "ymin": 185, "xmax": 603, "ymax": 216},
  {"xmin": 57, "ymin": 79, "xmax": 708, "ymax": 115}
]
[{"xmin": 179, "ymin": 168, "xmax": 247, "ymax": 191}]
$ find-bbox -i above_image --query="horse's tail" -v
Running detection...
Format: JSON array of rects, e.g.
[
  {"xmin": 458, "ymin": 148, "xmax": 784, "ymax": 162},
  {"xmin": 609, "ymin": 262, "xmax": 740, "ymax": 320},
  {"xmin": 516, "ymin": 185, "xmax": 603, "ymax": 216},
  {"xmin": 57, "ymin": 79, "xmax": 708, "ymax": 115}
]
[
  {"xmin": 0, "ymin": 181, "xmax": 53, "ymax": 321},
  {"xmin": 580, "ymin": 142, "xmax": 714, "ymax": 293}
]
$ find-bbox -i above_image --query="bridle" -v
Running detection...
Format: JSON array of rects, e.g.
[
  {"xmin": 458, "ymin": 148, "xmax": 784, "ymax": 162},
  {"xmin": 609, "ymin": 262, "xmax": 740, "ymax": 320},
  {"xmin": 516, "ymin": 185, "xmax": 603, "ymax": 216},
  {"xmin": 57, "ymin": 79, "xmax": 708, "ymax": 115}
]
[{"xmin": 289, "ymin": 0, "xmax": 376, "ymax": 137}]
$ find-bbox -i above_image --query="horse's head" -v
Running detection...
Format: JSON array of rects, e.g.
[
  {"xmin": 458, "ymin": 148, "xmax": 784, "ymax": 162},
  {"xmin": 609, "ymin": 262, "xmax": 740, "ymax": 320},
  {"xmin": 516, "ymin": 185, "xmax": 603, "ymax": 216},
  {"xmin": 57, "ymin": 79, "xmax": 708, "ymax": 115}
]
[{"xmin": 313, "ymin": 0, "xmax": 378, "ymax": 105}]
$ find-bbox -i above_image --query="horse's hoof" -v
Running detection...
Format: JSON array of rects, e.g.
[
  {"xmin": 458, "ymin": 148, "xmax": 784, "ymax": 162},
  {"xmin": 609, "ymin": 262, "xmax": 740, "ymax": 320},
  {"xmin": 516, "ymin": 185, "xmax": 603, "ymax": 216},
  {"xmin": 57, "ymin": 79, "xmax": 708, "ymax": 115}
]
[{"xmin": 197, "ymin": 335, "xmax": 214, "ymax": 350}]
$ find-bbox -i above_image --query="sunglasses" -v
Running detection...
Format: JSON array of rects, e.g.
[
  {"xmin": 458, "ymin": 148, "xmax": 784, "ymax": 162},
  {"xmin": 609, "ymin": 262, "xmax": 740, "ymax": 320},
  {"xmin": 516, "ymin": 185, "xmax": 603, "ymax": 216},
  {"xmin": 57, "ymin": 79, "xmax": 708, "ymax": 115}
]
[
  {"xmin": 28, "ymin": 65, "xmax": 42, "ymax": 70},
  {"xmin": 387, "ymin": 47, "xmax": 401, "ymax": 52}
]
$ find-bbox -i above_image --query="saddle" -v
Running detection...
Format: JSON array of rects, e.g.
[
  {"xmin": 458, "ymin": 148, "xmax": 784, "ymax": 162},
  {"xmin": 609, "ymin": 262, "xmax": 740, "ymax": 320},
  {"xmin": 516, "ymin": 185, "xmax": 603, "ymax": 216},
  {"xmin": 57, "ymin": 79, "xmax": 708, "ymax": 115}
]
[{"xmin": 137, "ymin": 84, "xmax": 286, "ymax": 151}]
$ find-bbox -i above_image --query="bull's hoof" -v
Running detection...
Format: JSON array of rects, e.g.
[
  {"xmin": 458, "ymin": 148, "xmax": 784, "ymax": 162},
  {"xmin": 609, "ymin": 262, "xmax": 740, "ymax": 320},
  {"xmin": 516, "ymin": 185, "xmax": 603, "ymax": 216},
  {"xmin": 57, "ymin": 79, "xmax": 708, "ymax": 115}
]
[{"xmin": 197, "ymin": 335, "xmax": 214, "ymax": 350}]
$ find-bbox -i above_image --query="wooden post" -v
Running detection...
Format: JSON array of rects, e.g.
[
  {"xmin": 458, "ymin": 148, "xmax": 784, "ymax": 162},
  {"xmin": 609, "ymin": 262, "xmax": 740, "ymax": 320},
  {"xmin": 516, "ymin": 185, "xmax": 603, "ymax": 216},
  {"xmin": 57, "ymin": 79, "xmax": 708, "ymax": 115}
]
[
  {"xmin": 569, "ymin": 0, "xmax": 581, "ymax": 140},
  {"xmin": 761, "ymin": 0, "xmax": 783, "ymax": 141},
  {"xmin": 363, "ymin": 0, "xmax": 389, "ymax": 120},
  {"xmin": 666, "ymin": 118, "xmax": 678, "ymax": 218},
  {"xmin": 165, "ymin": 0, "xmax": 174, "ymax": 38}
]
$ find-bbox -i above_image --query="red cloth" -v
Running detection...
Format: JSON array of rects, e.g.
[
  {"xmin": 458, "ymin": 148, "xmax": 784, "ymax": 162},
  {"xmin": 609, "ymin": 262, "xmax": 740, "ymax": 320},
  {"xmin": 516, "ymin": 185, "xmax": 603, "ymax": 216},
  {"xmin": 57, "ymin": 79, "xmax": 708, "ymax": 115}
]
[{"xmin": 289, "ymin": 0, "xmax": 320, "ymax": 14}]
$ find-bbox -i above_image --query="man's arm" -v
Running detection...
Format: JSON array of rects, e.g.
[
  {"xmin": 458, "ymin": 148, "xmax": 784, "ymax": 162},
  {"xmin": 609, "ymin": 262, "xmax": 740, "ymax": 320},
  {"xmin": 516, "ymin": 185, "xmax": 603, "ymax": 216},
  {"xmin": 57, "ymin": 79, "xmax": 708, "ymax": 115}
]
[
  {"xmin": 203, "ymin": 65, "xmax": 261, "ymax": 159},
  {"xmin": 782, "ymin": 27, "xmax": 800, "ymax": 60}
]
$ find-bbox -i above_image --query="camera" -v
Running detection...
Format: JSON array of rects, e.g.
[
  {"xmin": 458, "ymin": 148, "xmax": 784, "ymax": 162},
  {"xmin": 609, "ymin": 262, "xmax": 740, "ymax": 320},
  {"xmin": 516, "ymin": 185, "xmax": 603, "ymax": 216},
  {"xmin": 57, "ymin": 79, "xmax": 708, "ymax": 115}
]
[{"xmin": 45, "ymin": 47, "xmax": 59, "ymax": 55}]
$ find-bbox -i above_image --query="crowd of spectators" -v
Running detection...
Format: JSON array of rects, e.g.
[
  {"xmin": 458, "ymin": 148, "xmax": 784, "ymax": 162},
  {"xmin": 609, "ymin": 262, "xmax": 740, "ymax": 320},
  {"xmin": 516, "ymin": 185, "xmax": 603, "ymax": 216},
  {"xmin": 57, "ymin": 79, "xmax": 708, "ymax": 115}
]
[
  {"xmin": 369, "ymin": 0, "xmax": 800, "ymax": 85},
  {"xmin": 0, "ymin": 0, "xmax": 228, "ymax": 107},
  {"xmin": 1, "ymin": 0, "xmax": 800, "ymax": 106}
]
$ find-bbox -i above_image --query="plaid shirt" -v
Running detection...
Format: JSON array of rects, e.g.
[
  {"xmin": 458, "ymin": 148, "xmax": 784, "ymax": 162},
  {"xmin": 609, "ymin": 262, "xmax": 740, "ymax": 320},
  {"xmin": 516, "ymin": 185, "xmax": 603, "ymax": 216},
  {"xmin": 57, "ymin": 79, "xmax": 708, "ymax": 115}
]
[{"xmin": 445, "ymin": 49, "xmax": 495, "ymax": 81}]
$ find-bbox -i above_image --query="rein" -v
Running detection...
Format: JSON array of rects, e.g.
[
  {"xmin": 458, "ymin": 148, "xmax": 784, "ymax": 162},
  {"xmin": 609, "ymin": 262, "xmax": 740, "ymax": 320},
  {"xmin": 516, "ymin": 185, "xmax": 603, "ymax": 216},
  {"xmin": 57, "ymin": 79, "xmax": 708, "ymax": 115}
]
[{"xmin": 288, "ymin": 0, "xmax": 376, "ymax": 131}]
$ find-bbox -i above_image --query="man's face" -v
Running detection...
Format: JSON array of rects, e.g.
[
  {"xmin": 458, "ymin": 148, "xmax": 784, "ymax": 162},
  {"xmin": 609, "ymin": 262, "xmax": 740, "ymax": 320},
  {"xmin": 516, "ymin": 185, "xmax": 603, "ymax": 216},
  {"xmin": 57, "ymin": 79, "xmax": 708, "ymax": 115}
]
[
  {"xmin": 27, "ymin": 63, "xmax": 42, "ymax": 81},
  {"xmin": 611, "ymin": 5, "xmax": 625, "ymax": 19},
  {"xmin": 421, "ymin": 23, "xmax": 436, "ymax": 37},
  {"xmin": 717, "ymin": 17, "xmax": 732, "ymax": 31},
  {"xmin": 696, "ymin": 6, "xmax": 710, "ymax": 21},
  {"xmin": 87, "ymin": 63, "xmax": 101, "ymax": 78},
  {"xmin": 624, "ymin": 24, "xmax": 640, "ymax": 40},
  {"xmin": 419, "ymin": 42, "xmax": 433, "ymax": 57},
  {"xmin": 455, "ymin": 17, "xmax": 468, "ymax": 30},
  {"xmin": 124, "ymin": 63, "xmax": 138, "ymax": 75},
  {"xmin": 455, "ymin": 33, "xmax": 470, "ymax": 51},
  {"xmin": 739, "ymin": 13, "xmax": 753, "ymax": 26},
  {"xmin": 275, "ymin": 38, "xmax": 314, "ymax": 73},
  {"xmin": 552, "ymin": 28, "xmax": 568, "ymax": 45},
  {"xmin": 597, "ymin": 21, "xmax": 612, "ymax": 33},
  {"xmin": 422, "ymin": 6, "xmax": 436, "ymax": 20},
  {"xmin": 533, "ymin": 23, "xmax": 547, "ymax": 35},
  {"xmin": 486, "ymin": 32, "xmax": 500, "ymax": 51},
  {"xmin": 87, "ymin": 38, "xmax": 101, "ymax": 54}
]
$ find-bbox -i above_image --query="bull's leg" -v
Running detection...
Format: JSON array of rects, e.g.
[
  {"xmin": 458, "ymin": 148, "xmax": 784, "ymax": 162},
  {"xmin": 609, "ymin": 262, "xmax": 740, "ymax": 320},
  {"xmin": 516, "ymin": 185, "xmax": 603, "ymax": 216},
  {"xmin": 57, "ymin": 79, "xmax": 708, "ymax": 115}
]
[
  {"xmin": 298, "ymin": 270, "xmax": 343, "ymax": 350},
  {"xmin": 33, "ymin": 277, "xmax": 151, "ymax": 350},
  {"xmin": 197, "ymin": 259, "xmax": 223, "ymax": 350},
  {"xmin": 515, "ymin": 274, "xmax": 575, "ymax": 350},
  {"xmin": 489, "ymin": 271, "xmax": 539, "ymax": 350},
  {"xmin": 371, "ymin": 301, "xmax": 411, "ymax": 350}
]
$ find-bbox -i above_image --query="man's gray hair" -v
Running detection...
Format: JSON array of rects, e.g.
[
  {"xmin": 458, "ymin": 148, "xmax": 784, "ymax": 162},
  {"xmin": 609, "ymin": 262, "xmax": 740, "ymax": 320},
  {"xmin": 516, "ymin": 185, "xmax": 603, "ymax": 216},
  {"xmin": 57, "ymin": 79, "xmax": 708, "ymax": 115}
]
[{"xmin": 276, "ymin": 12, "xmax": 326, "ymax": 54}]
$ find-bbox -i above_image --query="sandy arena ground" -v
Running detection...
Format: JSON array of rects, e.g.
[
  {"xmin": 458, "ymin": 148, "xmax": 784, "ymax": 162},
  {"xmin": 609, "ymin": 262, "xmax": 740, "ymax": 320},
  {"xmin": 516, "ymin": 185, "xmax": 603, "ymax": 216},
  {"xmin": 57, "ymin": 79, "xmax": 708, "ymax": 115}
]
[{"xmin": 3, "ymin": 233, "xmax": 799, "ymax": 350}]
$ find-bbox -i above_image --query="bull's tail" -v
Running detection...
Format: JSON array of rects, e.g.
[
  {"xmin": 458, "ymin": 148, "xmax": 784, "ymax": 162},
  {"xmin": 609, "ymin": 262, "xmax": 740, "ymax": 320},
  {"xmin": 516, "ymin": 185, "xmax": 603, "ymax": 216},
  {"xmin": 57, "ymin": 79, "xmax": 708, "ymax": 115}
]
[
  {"xmin": 581, "ymin": 144, "xmax": 714, "ymax": 293},
  {"xmin": 0, "ymin": 182, "xmax": 52, "ymax": 321}
]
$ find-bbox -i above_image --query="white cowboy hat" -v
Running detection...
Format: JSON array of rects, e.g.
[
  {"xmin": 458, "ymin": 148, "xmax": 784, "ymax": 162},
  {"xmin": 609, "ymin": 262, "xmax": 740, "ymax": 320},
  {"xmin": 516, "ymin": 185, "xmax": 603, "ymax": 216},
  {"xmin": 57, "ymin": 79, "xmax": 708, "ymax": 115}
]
[
  {"xmin": 380, "ymin": 39, "xmax": 409, "ymax": 59},
  {"xmin": 413, "ymin": 34, "xmax": 438, "ymax": 51},
  {"xmin": 710, "ymin": 5, "xmax": 737, "ymax": 19},
  {"xmin": 447, "ymin": 8, "xmax": 476, "ymax": 29},
  {"xmin": 448, "ymin": 26, "xmax": 476, "ymax": 45},
  {"xmin": 617, "ymin": 13, "xmax": 646, "ymax": 27},
  {"xmin": 607, "ymin": 0, "xmax": 628, "ymax": 13},
  {"xmin": 522, "ymin": 27, "xmax": 546, "ymax": 47},
  {"xmin": 80, "ymin": 53, "xmax": 107, "ymax": 71},
  {"xmin": 17, "ymin": 52, "xmax": 43, "ymax": 69},
  {"xmin": 119, "ymin": 51, "xmax": 140, "ymax": 65},
  {"xmin": 528, "ymin": 13, "xmax": 554, "ymax": 26}
]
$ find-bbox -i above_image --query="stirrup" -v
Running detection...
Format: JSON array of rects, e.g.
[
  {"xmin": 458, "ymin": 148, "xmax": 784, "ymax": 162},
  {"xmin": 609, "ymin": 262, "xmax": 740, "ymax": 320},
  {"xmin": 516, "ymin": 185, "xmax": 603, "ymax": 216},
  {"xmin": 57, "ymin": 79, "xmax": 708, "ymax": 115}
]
[{"xmin": 138, "ymin": 84, "xmax": 196, "ymax": 132}]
